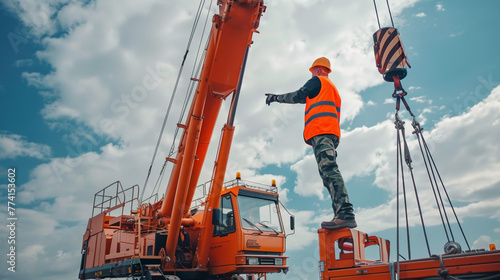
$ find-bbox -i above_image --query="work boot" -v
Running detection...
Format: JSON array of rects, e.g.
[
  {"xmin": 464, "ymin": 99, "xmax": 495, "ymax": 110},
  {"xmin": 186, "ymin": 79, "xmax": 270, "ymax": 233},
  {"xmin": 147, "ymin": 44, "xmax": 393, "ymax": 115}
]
[{"xmin": 321, "ymin": 217, "xmax": 357, "ymax": 229}]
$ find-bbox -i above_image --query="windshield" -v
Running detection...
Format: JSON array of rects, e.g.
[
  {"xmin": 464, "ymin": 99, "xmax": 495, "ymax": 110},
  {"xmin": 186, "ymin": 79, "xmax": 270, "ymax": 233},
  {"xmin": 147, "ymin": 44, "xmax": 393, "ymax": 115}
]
[{"xmin": 238, "ymin": 195, "xmax": 282, "ymax": 233}]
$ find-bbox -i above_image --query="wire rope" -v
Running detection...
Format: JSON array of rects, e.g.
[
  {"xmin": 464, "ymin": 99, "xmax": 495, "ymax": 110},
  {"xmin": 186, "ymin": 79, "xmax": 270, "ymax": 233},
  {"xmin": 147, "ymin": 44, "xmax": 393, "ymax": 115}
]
[
  {"xmin": 145, "ymin": 0, "xmax": 214, "ymax": 202},
  {"xmin": 385, "ymin": 0, "xmax": 395, "ymax": 27},
  {"xmin": 393, "ymin": 92, "xmax": 475, "ymax": 259},
  {"xmin": 140, "ymin": 0, "xmax": 209, "ymax": 204},
  {"xmin": 373, "ymin": 0, "xmax": 395, "ymax": 28},
  {"xmin": 372, "ymin": 0, "xmax": 381, "ymax": 29}
]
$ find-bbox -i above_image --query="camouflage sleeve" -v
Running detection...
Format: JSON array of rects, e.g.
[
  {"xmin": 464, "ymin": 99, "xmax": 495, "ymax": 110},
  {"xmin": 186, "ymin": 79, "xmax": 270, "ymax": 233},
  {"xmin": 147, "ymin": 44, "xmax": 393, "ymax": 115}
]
[
  {"xmin": 277, "ymin": 90, "xmax": 306, "ymax": 104},
  {"xmin": 276, "ymin": 76, "xmax": 321, "ymax": 104}
]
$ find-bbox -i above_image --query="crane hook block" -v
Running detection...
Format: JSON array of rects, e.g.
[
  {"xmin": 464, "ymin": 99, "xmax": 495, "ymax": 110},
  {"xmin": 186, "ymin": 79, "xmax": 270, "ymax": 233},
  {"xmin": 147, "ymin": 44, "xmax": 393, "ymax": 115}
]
[{"xmin": 373, "ymin": 27, "xmax": 411, "ymax": 82}]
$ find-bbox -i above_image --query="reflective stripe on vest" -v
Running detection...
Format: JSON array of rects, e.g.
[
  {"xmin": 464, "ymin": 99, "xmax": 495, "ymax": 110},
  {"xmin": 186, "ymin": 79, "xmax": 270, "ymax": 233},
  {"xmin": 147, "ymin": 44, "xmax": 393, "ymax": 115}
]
[{"xmin": 304, "ymin": 76, "xmax": 341, "ymax": 143}]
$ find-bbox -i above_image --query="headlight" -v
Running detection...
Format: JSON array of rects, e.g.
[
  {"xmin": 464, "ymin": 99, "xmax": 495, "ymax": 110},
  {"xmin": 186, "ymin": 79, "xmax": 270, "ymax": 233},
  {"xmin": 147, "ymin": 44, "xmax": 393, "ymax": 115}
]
[
  {"xmin": 275, "ymin": 258, "xmax": 283, "ymax": 266},
  {"xmin": 247, "ymin": 257, "xmax": 259, "ymax": 265}
]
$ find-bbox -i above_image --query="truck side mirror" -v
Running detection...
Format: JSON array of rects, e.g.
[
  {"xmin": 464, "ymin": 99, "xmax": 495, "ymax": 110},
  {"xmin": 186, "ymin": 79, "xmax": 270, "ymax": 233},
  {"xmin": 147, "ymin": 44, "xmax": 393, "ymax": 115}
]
[
  {"xmin": 290, "ymin": 216, "xmax": 295, "ymax": 231},
  {"xmin": 212, "ymin": 208, "xmax": 221, "ymax": 226}
]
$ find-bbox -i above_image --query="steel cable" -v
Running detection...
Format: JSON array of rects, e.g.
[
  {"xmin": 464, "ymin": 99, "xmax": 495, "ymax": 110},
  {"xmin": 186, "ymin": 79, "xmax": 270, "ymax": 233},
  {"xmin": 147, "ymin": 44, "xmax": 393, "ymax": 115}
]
[
  {"xmin": 146, "ymin": 0, "xmax": 214, "ymax": 203},
  {"xmin": 140, "ymin": 0, "xmax": 209, "ymax": 203}
]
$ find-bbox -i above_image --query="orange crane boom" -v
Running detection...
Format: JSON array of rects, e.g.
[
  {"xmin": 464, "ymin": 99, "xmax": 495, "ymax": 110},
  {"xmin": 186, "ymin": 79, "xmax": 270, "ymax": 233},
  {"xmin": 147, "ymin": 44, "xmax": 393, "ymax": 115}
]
[{"xmin": 158, "ymin": 0, "xmax": 266, "ymax": 267}]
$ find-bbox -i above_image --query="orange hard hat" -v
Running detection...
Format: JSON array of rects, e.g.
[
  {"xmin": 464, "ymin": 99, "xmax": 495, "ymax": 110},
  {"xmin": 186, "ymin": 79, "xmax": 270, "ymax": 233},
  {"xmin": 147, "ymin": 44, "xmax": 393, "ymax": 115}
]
[{"xmin": 309, "ymin": 57, "xmax": 331, "ymax": 73}]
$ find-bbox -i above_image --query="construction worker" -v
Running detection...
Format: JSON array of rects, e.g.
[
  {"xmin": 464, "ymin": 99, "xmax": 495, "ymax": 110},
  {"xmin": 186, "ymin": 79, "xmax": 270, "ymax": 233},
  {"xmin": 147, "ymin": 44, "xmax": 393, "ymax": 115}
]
[{"xmin": 265, "ymin": 57, "xmax": 356, "ymax": 229}]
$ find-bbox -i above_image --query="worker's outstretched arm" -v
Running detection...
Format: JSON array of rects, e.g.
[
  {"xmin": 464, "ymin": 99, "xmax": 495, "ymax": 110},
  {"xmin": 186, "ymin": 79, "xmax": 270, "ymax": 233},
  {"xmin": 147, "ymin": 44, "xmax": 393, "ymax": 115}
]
[{"xmin": 265, "ymin": 76, "xmax": 321, "ymax": 105}]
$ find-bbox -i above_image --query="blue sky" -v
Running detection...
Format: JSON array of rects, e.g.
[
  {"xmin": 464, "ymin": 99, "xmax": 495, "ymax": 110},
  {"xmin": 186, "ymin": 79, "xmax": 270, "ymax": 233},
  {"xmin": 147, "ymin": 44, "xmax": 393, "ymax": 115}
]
[{"xmin": 1, "ymin": 1, "xmax": 500, "ymax": 279}]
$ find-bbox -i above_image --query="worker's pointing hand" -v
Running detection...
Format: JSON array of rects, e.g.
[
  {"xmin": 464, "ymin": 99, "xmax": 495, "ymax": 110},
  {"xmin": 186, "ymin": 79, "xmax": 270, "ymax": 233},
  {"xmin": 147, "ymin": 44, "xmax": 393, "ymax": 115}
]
[{"xmin": 265, "ymin": 93, "xmax": 278, "ymax": 106}]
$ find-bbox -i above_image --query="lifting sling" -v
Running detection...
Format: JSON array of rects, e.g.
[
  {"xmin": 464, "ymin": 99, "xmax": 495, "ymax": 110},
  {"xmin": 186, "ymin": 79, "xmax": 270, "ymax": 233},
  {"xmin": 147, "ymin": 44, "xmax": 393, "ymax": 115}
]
[{"xmin": 372, "ymin": 0, "xmax": 471, "ymax": 278}]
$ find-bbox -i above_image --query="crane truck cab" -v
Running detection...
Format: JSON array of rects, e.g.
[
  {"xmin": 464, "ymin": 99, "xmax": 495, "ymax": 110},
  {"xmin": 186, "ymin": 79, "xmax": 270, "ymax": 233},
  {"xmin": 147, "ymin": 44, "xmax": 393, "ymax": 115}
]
[{"xmin": 189, "ymin": 177, "xmax": 293, "ymax": 276}]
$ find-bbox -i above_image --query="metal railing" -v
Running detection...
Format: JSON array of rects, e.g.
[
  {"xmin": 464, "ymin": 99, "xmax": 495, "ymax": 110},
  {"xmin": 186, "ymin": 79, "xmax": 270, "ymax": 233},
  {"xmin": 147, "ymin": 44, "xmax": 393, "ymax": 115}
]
[
  {"xmin": 190, "ymin": 178, "xmax": 278, "ymax": 210},
  {"xmin": 91, "ymin": 181, "xmax": 139, "ymax": 217}
]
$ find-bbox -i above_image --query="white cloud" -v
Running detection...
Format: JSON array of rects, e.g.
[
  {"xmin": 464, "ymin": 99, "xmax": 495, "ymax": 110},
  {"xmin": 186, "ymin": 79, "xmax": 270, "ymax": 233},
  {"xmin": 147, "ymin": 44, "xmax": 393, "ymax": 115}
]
[
  {"xmin": 1, "ymin": 0, "xmax": 64, "ymax": 39},
  {"xmin": 449, "ymin": 32, "xmax": 463, "ymax": 38},
  {"xmin": 0, "ymin": 209, "xmax": 84, "ymax": 280},
  {"xmin": 0, "ymin": 133, "xmax": 51, "ymax": 159},
  {"xmin": 18, "ymin": 142, "xmax": 153, "ymax": 204},
  {"xmin": 424, "ymin": 86, "xmax": 500, "ymax": 201},
  {"xmin": 414, "ymin": 12, "xmax": 426, "ymax": 17},
  {"xmin": 384, "ymin": 98, "xmax": 395, "ymax": 104},
  {"xmin": 341, "ymin": 121, "xmax": 395, "ymax": 182},
  {"xmin": 436, "ymin": 4, "xmax": 446, "ymax": 11},
  {"xmin": 410, "ymin": 95, "xmax": 431, "ymax": 104},
  {"xmin": 15, "ymin": 59, "xmax": 33, "ymax": 67},
  {"xmin": 283, "ymin": 210, "xmax": 320, "ymax": 251},
  {"xmin": 291, "ymin": 154, "xmax": 324, "ymax": 200},
  {"xmin": 19, "ymin": 0, "xmax": 193, "ymax": 147}
]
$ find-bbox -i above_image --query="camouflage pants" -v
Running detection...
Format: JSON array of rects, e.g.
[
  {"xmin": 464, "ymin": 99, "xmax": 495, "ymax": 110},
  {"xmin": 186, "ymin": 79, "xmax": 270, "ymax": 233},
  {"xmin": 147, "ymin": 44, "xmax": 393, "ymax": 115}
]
[{"xmin": 310, "ymin": 135, "xmax": 355, "ymax": 220}]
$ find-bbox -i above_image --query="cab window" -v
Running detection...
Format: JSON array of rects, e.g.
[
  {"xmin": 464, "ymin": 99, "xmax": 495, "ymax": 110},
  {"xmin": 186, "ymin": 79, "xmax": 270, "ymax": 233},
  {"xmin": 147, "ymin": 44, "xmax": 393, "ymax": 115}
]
[
  {"xmin": 213, "ymin": 194, "xmax": 236, "ymax": 236},
  {"xmin": 238, "ymin": 195, "xmax": 282, "ymax": 233}
]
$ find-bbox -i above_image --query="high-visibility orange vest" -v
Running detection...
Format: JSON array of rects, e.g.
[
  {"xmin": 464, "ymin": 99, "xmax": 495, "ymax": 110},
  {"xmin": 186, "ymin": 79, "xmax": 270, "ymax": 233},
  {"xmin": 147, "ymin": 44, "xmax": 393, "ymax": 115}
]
[{"xmin": 304, "ymin": 76, "xmax": 341, "ymax": 143}]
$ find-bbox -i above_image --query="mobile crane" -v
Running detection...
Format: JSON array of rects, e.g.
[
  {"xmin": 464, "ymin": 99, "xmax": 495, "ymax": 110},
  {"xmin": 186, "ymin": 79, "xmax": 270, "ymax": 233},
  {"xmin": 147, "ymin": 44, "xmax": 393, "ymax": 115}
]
[{"xmin": 79, "ymin": 1, "xmax": 293, "ymax": 280}]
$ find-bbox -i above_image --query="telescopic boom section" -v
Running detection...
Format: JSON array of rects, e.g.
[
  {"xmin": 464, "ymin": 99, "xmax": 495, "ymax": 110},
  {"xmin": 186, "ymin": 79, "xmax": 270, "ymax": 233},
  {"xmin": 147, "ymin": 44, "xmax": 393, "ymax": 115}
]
[{"xmin": 159, "ymin": 0, "xmax": 266, "ymax": 267}]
